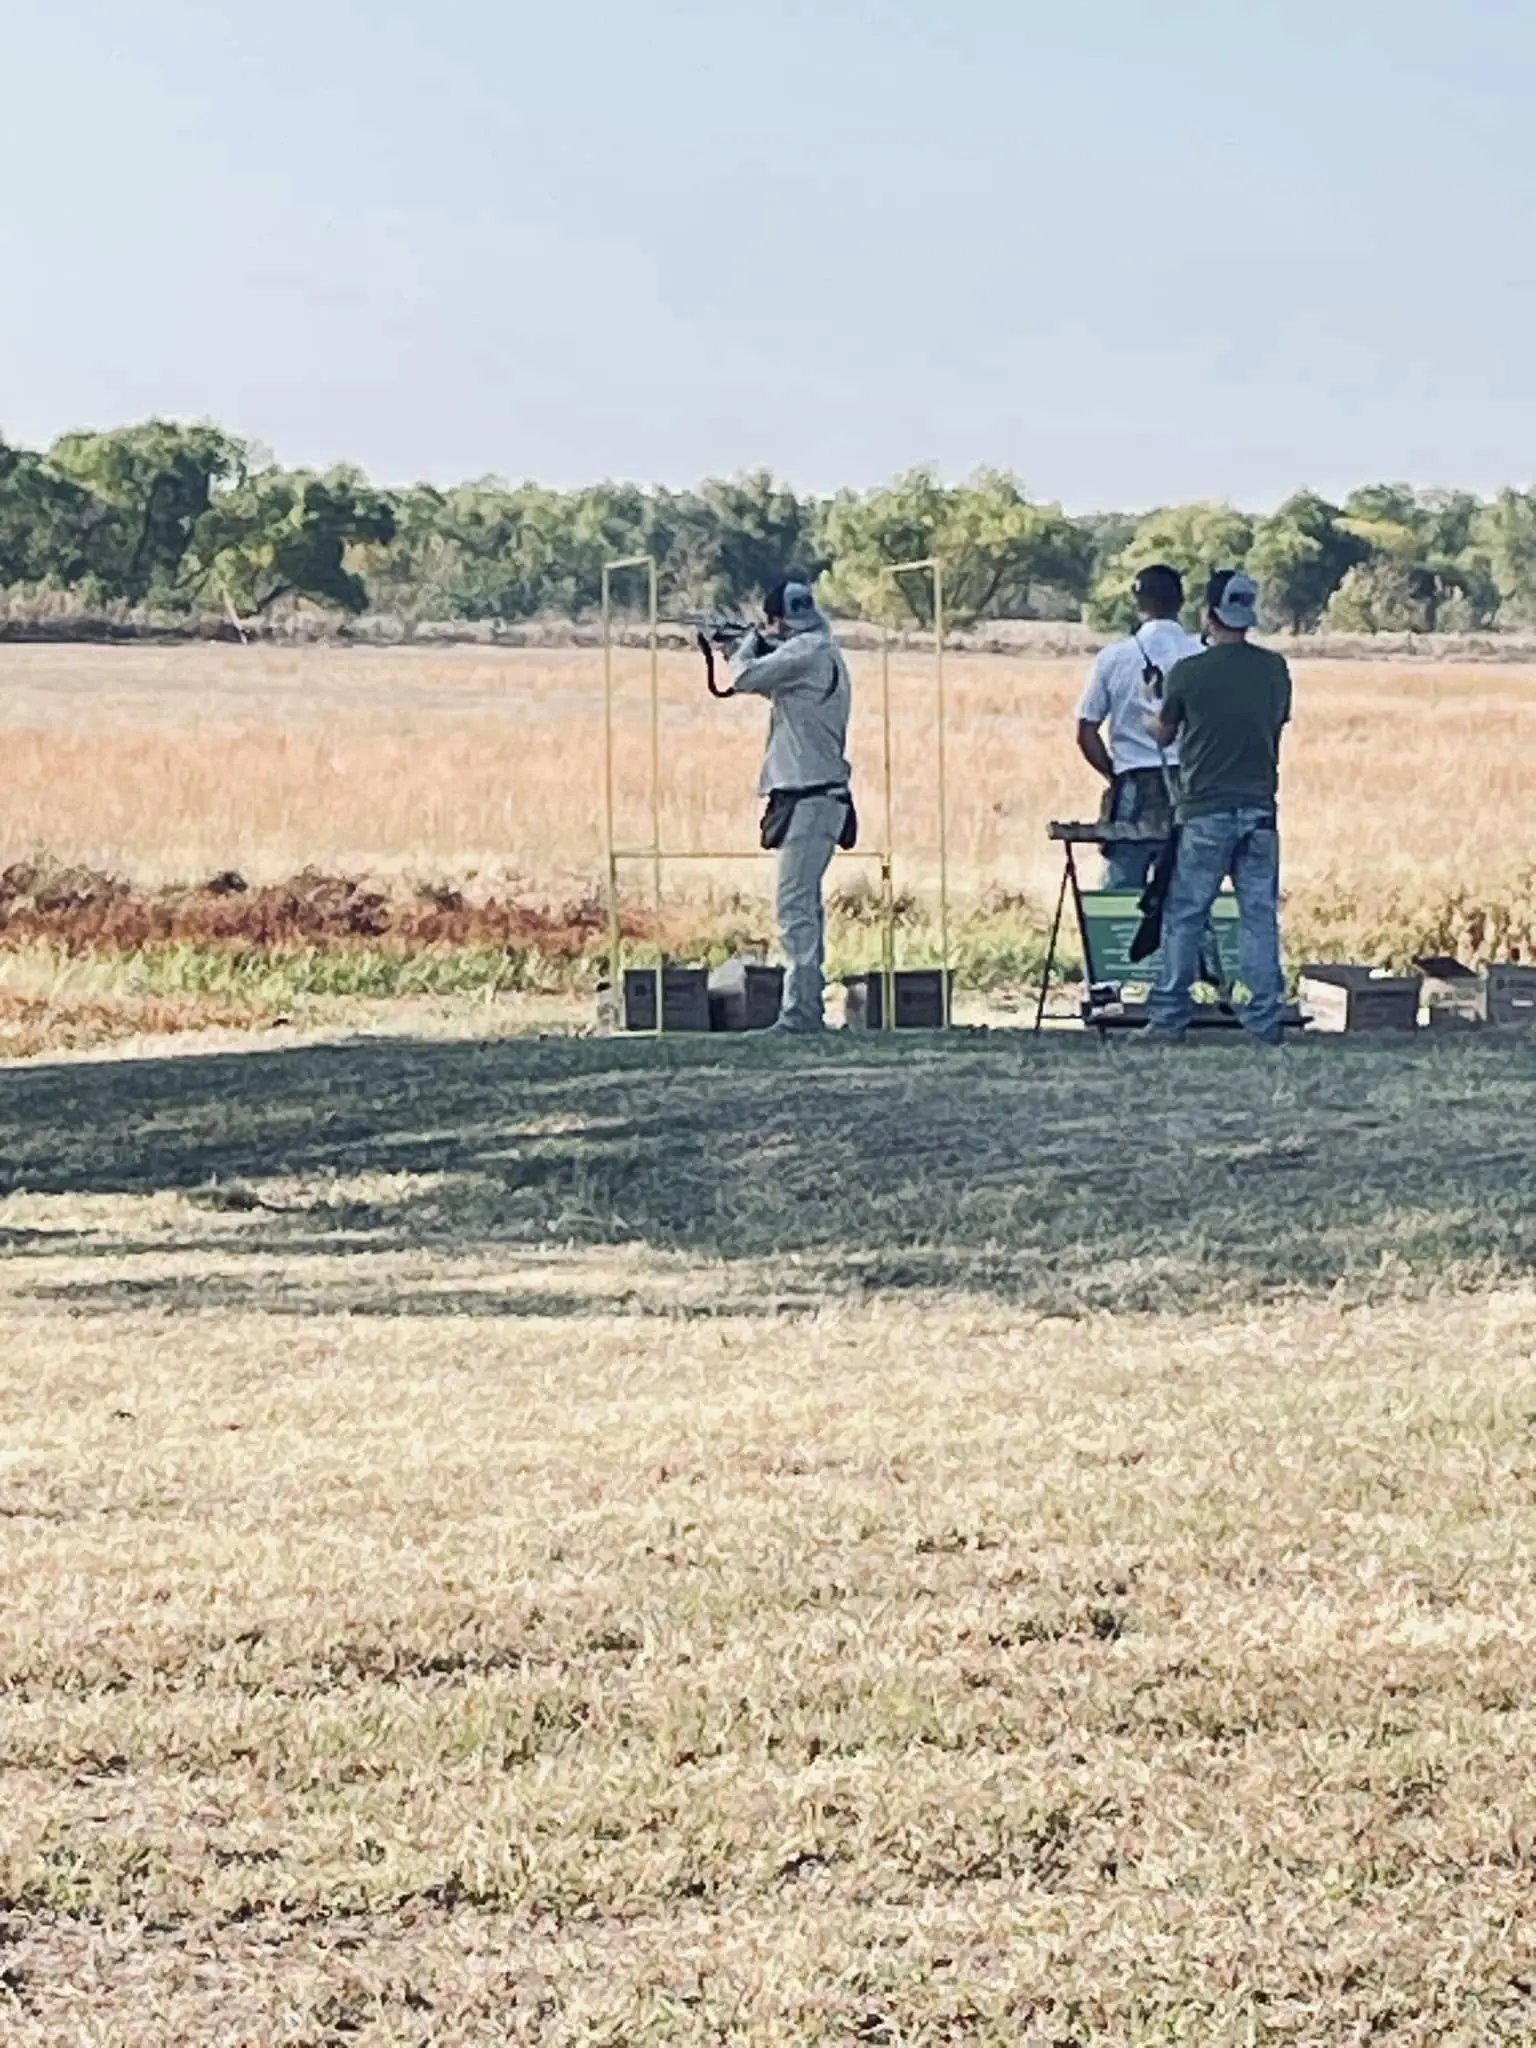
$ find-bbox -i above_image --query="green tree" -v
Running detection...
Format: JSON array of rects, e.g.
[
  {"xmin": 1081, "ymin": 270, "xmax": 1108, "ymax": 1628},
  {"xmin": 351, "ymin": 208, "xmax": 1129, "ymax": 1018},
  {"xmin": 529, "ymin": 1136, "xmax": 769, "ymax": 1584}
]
[
  {"xmin": 1324, "ymin": 561, "xmax": 1437, "ymax": 633},
  {"xmin": 1331, "ymin": 484, "xmax": 1498, "ymax": 631},
  {"xmin": 820, "ymin": 467, "xmax": 1090, "ymax": 626},
  {"xmin": 187, "ymin": 466, "xmax": 395, "ymax": 616},
  {"xmin": 1078, "ymin": 511, "xmax": 1139, "ymax": 594},
  {"xmin": 1413, "ymin": 489, "xmax": 1498, "ymax": 628},
  {"xmin": 48, "ymin": 420, "xmax": 244, "ymax": 603},
  {"xmin": 657, "ymin": 473, "xmax": 823, "ymax": 612},
  {"xmin": 385, "ymin": 481, "xmax": 577, "ymax": 620},
  {"xmin": 1245, "ymin": 491, "xmax": 1366, "ymax": 631},
  {"xmin": 1477, "ymin": 488, "xmax": 1536, "ymax": 624},
  {"xmin": 1088, "ymin": 501, "xmax": 1254, "ymax": 632},
  {"xmin": 356, "ymin": 472, "xmax": 824, "ymax": 624},
  {"xmin": 0, "ymin": 439, "xmax": 100, "ymax": 586},
  {"xmin": 347, "ymin": 483, "xmax": 454, "ymax": 619}
]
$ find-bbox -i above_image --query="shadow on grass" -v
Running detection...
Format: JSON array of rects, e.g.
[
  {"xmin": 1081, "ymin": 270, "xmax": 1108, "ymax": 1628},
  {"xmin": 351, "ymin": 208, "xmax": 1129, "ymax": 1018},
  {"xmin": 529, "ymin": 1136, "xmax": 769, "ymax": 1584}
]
[
  {"xmin": 14, "ymin": 1274, "xmax": 780, "ymax": 1320},
  {"xmin": 0, "ymin": 1030, "xmax": 1531, "ymax": 1315}
]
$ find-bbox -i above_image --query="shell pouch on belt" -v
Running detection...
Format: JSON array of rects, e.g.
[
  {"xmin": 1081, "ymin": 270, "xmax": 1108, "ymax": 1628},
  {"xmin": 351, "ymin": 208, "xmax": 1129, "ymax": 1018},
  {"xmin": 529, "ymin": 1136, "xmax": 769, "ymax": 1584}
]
[{"xmin": 760, "ymin": 786, "xmax": 858, "ymax": 853}]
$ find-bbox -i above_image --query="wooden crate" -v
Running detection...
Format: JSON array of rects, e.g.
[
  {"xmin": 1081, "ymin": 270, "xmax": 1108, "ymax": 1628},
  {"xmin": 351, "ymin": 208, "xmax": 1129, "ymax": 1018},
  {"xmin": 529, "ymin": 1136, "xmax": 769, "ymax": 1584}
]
[
  {"xmin": 707, "ymin": 961, "xmax": 784, "ymax": 1032},
  {"xmin": 1299, "ymin": 964, "xmax": 1421, "ymax": 1034},
  {"xmin": 621, "ymin": 967, "xmax": 712, "ymax": 1033},
  {"xmin": 843, "ymin": 970, "xmax": 952, "ymax": 1031},
  {"xmin": 1486, "ymin": 964, "xmax": 1536, "ymax": 1029},
  {"xmin": 1415, "ymin": 954, "xmax": 1484, "ymax": 1027}
]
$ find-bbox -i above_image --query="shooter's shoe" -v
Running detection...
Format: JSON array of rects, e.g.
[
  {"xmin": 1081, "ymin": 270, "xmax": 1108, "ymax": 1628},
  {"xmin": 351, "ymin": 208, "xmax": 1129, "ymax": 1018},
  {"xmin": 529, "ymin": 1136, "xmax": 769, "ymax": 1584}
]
[{"xmin": 1130, "ymin": 1024, "xmax": 1188, "ymax": 1045}]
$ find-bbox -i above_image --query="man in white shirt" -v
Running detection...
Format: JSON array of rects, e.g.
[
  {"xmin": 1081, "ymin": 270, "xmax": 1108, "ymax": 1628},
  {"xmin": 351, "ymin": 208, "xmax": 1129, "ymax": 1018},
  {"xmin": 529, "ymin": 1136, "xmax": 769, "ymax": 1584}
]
[{"xmin": 1076, "ymin": 564, "xmax": 1203, "ymax": 890}]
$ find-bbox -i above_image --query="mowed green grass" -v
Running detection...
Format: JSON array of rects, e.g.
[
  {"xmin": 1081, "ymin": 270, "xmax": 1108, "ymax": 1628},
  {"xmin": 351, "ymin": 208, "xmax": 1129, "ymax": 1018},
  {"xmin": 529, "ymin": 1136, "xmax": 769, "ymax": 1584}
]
[{"xmin": 0, "ymin": 1030, "xmax": 1534, "ymax": 2044}]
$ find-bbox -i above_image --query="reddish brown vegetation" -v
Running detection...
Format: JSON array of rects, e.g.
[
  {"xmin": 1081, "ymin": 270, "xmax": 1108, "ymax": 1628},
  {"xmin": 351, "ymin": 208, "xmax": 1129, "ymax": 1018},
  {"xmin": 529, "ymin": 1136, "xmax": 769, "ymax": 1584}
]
[{"xmin": 0, "ymin": 862, "xmax": 628, "ymax": 958}]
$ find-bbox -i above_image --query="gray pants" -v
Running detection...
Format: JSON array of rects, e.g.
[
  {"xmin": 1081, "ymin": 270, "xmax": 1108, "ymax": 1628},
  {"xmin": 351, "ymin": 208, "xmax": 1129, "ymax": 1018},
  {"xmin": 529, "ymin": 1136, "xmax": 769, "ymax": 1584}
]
[{"xmin": 774, "ymin": 795, "xmax": 844, "ymax": 1032}]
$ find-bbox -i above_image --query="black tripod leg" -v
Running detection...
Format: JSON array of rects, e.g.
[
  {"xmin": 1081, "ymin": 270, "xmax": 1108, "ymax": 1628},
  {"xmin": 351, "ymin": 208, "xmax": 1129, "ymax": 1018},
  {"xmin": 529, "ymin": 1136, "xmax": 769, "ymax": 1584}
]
[{"xmin": 1035, "ymin": 857, "xmax": 1071, "ymax": 1034}]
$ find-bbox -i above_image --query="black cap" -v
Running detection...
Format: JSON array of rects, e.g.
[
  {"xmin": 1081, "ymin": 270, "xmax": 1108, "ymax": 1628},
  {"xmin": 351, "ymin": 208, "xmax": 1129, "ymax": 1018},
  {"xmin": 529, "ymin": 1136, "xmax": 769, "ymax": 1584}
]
[{"xmin": 1132, "ymin": 563, "xmax": 1184, "ymax": 615}]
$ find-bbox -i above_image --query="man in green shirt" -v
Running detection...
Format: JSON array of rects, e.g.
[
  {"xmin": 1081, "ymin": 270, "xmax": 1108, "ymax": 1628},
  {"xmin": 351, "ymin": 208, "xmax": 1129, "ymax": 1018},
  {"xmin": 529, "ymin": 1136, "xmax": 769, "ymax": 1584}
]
[{"xmin": 1145, "ymin": 569, "xmax": 1292, "ymax": 1043}]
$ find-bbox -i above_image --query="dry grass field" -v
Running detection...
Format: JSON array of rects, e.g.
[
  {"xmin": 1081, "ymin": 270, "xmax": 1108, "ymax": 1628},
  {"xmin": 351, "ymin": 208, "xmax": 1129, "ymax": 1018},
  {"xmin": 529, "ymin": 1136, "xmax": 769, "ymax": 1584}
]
[
  {"xmin": 1, "ymin": 644, "xmax": 1534, "ymax": 2042},
  {"xmin": 1, "ymin": 1030, "xmax": 1535, "ymax": 2043},
  {"xmin": 0, "ymin": 640, "xmax": 1531, "ymax": 956}
]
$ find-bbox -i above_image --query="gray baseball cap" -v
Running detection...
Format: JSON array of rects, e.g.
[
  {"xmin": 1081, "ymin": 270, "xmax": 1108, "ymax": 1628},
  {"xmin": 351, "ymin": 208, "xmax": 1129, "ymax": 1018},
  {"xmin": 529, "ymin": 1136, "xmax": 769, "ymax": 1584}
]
[
  {"xmin": 764, "ymin": 578, "xmax": 825, "ymax": 635},
  {"xmin": 1208, "ymin": 568, "xmax": 1259, "ymax": 630}
]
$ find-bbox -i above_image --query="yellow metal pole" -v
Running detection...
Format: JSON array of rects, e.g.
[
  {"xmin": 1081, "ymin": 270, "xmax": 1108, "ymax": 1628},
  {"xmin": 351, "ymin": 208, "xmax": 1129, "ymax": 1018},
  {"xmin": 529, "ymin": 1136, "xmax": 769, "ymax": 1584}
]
[
  {"xmin": 881, "ymin": 624, "xmax": 896, "ymax": 1032},
  {"xmin": 602, "ymin": 564, "xmax": 621, "ymax": 1018},
  {"xmin": 600, "ymin": 555, "xmax": 659, "ymax": 1032},
  {"xmin": 647, "ymin": 558, "xmax": 663, "ymax": 1036},
  {"xmin": 881, "ymin": 558, "xmax": 949, "ymax": 1027},
  {"xmin": 933, "ymin": 557, "xmax": 950, "ymax": 1021}
]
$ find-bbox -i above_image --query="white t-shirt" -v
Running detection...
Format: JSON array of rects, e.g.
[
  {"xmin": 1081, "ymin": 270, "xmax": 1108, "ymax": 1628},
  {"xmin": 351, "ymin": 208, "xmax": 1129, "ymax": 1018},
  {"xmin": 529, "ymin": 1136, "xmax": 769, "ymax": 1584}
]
[{"xmin": 1077, "ymin": 619, "xmax": 1203, "ymax": 772}]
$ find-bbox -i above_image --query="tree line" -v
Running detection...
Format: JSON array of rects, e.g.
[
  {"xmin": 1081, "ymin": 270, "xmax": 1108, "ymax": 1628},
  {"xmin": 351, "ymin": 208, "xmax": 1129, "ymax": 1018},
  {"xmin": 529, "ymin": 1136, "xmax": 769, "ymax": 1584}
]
[{"xmin": 5, "ymin": 418, "xmax": 1536, "ymax": 635}]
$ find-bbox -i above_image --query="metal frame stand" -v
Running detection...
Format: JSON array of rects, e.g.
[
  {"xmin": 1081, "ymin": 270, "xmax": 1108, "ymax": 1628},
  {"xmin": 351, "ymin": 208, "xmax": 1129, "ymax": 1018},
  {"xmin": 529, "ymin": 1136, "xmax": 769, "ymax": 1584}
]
[
  {"xmin": 601, "ymin": 555, "xmax": 662, "ymax": 1027},
  {"xmin": 600, "ymin": 555, "xmax": 905, "ymax": 1035},
  {"xmin": 1033, "ymin": 823, "xmax": 1253, "ymax": 1034},
  {"xmin": 881, "ymin": 558, "xmax": 951, "ymax": 1025},
  {"xmin": 1033, "ymin": 839, "xmax": 1088, "ymax": 1033}
]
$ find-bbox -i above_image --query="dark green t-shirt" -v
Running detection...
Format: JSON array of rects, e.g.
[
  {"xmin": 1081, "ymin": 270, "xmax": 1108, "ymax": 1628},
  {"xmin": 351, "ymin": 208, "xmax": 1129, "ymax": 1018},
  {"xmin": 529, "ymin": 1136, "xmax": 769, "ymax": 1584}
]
[{"xmin": 1161, "ymin": 641, "xmax": 1292, "ymax": 820}]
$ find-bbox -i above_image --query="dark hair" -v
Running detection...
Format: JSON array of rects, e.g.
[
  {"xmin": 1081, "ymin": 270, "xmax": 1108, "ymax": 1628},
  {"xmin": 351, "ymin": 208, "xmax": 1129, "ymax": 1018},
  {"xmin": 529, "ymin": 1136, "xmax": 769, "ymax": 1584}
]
[
  {"xmin": 763, "ymin": 578, "xmax": 798, "ymax": 622},
  {"xmin": 1205, "ymin": 567, "xmax": 1237, "ymax": 617},
  {"xmin": 1132, "ymin": 563, "xmax": 1183, "ymax": 617}
]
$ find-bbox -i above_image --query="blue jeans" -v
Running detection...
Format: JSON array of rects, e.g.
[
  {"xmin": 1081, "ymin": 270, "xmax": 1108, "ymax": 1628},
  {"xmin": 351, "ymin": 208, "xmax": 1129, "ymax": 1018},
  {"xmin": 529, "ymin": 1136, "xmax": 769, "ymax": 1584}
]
[
  {"xmin": 1104, "ymin": 836, "xmax": 1161, "ymax": 892},
  {"xmin": 1149, "ymin": 809, "xmax": 1284, "ymax": 1040}
]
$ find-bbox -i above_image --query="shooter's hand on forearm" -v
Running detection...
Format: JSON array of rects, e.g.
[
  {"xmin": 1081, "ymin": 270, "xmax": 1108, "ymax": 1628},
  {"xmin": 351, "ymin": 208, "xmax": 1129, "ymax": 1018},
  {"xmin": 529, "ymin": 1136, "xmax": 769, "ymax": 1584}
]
[{"xmin": 729, "ymin": 628, "xmax": 822, "ymax": 696}]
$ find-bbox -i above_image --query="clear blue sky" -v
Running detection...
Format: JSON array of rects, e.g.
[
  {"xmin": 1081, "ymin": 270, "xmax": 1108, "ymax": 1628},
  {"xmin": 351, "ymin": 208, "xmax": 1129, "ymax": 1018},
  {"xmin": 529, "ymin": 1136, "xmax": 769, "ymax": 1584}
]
[{"xmin": 2, "ymin": 0, "xmax": 1532, "ymax": 509}]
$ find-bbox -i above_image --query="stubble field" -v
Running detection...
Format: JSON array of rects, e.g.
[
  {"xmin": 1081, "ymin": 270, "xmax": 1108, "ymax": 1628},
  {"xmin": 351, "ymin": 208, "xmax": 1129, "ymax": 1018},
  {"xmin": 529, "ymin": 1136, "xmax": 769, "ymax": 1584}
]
[{"xmin": 0, "ymin": 644, "xmax": 1534, "ymax": 2043}]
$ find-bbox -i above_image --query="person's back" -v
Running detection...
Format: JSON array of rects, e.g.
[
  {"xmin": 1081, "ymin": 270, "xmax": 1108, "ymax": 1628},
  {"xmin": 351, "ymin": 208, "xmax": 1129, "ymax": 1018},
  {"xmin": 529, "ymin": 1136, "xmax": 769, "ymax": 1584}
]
[
  {"xmin": 1163, "ymin": 639, "xmax": 1292, "ymax": 822},
  {"xmin": 752, "ymin": 620, "xmax": 851, "ymax": 797},
  {"xmin": 1145, "ymin": 569, "xmax": 1292, "ymax": 1045},
  {"xmin": 1082, "ymin": 618, "xmax": 1203, "ymax": 775},
  {"xmin": 1075, "ymin": 563, "xmax": 1202, "ymax": 890}
]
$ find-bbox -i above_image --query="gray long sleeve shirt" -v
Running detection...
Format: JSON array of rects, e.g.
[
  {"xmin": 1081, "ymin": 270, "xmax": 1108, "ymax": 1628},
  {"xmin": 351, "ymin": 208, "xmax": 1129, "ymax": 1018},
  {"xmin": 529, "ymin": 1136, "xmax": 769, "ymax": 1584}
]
[{"xmin": 730, "ymin": 623, "xmax": 853, "ymax": 795}]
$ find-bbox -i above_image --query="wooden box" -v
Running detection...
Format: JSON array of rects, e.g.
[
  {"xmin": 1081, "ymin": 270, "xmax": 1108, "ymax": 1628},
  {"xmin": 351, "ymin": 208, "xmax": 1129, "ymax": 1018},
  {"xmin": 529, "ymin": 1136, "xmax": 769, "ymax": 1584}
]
[
  {"xmin": 1486, "ymin": 963, "xmax": 1536, "ymax": 1029},
  {"xmin": 621, "ymin": 966, "xmax": 712, "ymax": 1033},
  {"xmin": 843, "ymin": 970, "xmax": 952, "ymax": 1031},
  {"xmin": 707, "ymin": 960, "xmax": 784, "ymax": 1032},
  {"xmin": 1415, "ymin": 954, "xmax": 1484, "ymax": 1027},
  {"xmin": 1299, "ymin": 964, "xmax": 1421, "ymax": 1034}
]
